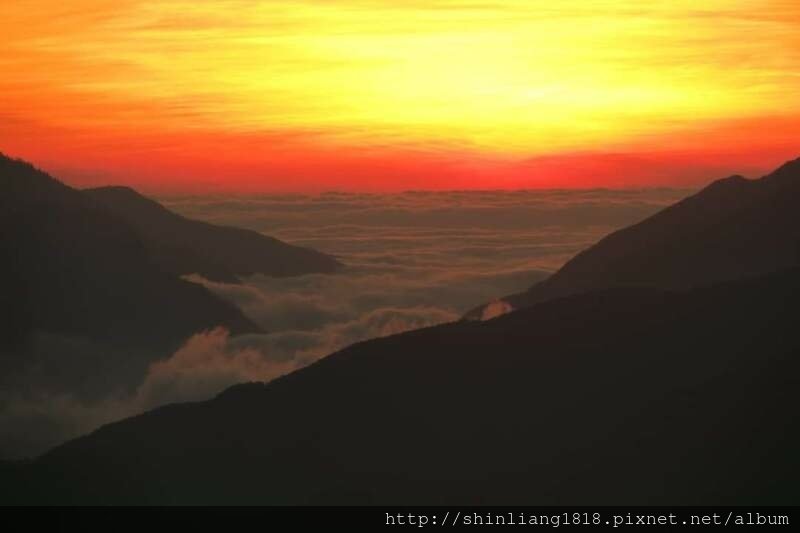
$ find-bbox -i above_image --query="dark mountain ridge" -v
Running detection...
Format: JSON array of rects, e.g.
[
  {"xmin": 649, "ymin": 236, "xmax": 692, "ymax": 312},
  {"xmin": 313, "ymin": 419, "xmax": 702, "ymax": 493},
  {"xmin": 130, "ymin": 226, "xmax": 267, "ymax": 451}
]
[
  {"xmin": 0, "ymin": 154, "xmax": 266, "ymax": 399},
  {"xmin": 467, "ymin": 157, "xmax": 800, "ymax": 317},
  {"xmin": 0, "ymin": 154, "xmax": 334, "ymax": 405},
  {"xmin": 0, "ymin": 154, "xmax": 260, "ymax": 350},
  {"xmin": 5, "ymin": 266, "xmax": 799, "ymax": 504},
  {"xmin": 85, "ymin": 186, "xmax": 340, "ymax": 283}
]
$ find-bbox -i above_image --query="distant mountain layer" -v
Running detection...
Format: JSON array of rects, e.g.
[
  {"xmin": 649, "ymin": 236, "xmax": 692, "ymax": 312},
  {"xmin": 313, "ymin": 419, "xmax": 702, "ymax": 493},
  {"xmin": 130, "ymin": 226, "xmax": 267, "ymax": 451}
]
[
  {"xmin": 5, "ymin": 267, "xmax": 799, "ymax": 504},
  {"xmin": 85, "ymin": 186, "xmax": 340, "ymax": 283},
  {"xmin": 0, "ymin": 154, "xmax": 260, "ymax": 354},
  {"xmin": 467, "ymin": 157, "xmax": 800, "ymax": 318}
]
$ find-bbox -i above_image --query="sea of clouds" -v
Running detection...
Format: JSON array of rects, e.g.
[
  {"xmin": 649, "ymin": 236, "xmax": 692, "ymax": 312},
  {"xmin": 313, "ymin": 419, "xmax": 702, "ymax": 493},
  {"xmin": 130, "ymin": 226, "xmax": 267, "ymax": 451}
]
[{"xmin": 0, "ymin": 188, "xmax": 689, "ymax": 458}]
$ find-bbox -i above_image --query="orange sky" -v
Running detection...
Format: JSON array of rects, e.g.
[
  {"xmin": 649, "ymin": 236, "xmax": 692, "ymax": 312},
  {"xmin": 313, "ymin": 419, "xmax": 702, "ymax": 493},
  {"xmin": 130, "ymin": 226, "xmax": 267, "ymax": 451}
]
[{"xmin": 2, "ymin": 1, "xmax": 799, "ymax": 192}]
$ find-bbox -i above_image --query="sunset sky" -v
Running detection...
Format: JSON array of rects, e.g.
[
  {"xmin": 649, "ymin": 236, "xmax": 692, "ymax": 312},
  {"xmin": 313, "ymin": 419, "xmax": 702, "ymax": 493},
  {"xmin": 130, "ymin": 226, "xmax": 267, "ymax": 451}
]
[{"xmin": 2, "ymin": 0, "xmax": 799, "ymax": 191}]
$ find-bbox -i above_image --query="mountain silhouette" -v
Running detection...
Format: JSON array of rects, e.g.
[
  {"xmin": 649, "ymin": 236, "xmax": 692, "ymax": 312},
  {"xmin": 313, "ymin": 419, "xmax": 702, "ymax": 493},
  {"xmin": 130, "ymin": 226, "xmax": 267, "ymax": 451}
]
[
  {"xmin": 0, "ymin": 155, "xmax": 260, "ymax": 400},
  {"xmin": 4, "ymin": 266, "xmax": 798, "ymax": 504},
  {"xmin": 467, "ymin": 157, "xmax": 800, "ymax": 318},
  {"xmin": 85, "ymin": 186, "xmax": 340, "ymax": 283},
  {"xmin": 0, "ymin": 153, "xmax": 260, "ymax": 348},
  {"xmin": 0, "ymin": 154, "xmax": 266, "ymax": 396}
]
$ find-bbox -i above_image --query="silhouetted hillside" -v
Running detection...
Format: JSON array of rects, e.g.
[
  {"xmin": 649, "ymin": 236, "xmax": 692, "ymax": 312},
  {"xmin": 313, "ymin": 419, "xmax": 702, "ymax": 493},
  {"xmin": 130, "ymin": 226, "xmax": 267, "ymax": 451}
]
[
  {"xmin": 6, "ymin": 267, "xmax": 799, "ymax": 504},
  {"xmin": 467, "ymin": 157, "xmax": 800, "ymax": 318},
  {"xmin": 0, "ymin": 154, "xmax": 259, "ymax": 391},
  {"xmin": 85, "ymin": 186, "xmax": 340, "ymax": 283}
]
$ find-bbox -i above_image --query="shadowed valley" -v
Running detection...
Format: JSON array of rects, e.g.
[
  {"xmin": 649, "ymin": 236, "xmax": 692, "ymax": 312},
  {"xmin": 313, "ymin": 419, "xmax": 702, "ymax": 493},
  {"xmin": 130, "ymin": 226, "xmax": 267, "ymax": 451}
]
[{"xmin": 2, "ymin": 157, "xmax": 799, "ymax": 504}]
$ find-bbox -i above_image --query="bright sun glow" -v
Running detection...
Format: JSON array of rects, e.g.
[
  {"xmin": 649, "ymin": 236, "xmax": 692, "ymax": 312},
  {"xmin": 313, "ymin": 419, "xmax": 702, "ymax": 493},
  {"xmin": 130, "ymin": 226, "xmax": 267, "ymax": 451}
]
[{"xmin": 1, "ymin": 1, "xmax": 799, "ymax": 190}]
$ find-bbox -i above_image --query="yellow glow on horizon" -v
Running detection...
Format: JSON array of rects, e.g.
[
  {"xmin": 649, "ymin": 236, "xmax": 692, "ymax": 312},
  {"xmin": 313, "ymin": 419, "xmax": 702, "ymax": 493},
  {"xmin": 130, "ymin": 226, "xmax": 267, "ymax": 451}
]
[{"xmin": 1, "ymin": 1, "xmax": 799, "ymax": 188}]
